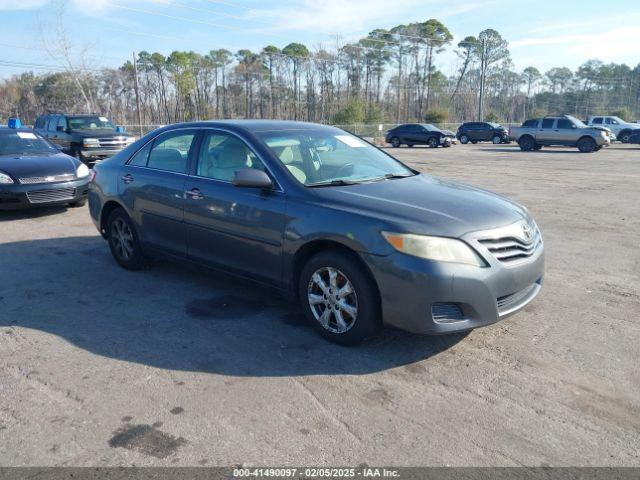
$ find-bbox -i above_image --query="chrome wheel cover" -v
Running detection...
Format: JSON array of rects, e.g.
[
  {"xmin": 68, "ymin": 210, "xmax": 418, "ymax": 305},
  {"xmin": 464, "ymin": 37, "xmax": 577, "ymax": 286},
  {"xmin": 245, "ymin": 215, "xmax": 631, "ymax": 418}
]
[
  {"xmin": 307, "ymin": 267, "xmax": 358, "ymax": 334},
  {"xmin": 111, "ymin": 218, "xmax": 134, "ymax": 261}
]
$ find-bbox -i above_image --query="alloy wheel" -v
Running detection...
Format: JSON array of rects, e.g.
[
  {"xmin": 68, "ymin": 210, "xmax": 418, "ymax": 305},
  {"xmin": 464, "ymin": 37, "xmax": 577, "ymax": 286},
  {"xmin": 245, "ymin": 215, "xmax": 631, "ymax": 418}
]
[
  {"xmin": 111, "ymin": 218, "xmax": 134, "ymax": 261},
  {"xmin": 307, "ymin": 267, "xmax": 358, "ymax": 334}
]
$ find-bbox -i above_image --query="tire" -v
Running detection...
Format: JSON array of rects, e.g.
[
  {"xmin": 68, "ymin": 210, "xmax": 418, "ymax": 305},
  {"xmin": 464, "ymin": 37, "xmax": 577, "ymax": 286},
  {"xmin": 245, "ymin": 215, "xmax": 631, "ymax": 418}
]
[
  {"xmin": 299, "ymin": 250, "xmax": 381, "ymax": 346},
  {"xmin": 471, "ymin": 140, "xmax": 478, "ymax": 144},
  {"xmin": 428, "ymin": 137, "xmax": 439, "ymax": 148},
  {"xmin": 68, "ymin": 199, "xmax": 87, "ymax": 208},
  {"xmin": 518, "ymin": 136, "xmax": 535, "ymax": 151},
  {"xmin": 577, "ymin": 136, "xmax": 597, "ymax": 153},
  {"xmin": 492, "ymin": 135, "xmax": 502, "ymax": 144},
  {"xmin": 618, "ymin": 130, "xmax": 631, "ymax": 143},
  {"xmin": 106, "ymin": 208, "xmax": 145, "ymax": 270},
  {"xmin": 459, "ymin": 135, "xmax": 469, "ymax": 144},
  {"xmin": 390, "ymin": 137, "xmax": 401, "ymax": 148},
  {"xmin": 407, "ymin": 144, "xmax": 414, "ymax": 148},
  {"xmin": 534, "ymin": 145, "xmax": 543, "ymax": 151},
  {"xmin": 594, "ymin": 146, "xmax": 602, "ymax": 151}
]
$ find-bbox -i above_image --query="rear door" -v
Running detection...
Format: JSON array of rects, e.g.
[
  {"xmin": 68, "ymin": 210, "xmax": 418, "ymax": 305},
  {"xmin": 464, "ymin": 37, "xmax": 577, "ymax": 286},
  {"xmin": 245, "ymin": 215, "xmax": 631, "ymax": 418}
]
[
  {"xmin": 184, "ymin": 129, "xmax": 286, "ymax": 285},
  {"xmin": 536, "ymin": 118, "xmax": 556, "ymax": 144},
  {"xmin": 118, "ymin": 128, "xmax": 199, "ymax": 257}
]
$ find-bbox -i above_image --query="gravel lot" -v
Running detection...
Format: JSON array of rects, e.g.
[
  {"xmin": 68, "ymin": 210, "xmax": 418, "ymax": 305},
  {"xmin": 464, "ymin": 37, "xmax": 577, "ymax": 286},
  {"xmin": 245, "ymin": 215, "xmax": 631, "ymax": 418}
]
[{"xmin": 1, "ymin": 142, "xmax": 639, "ymax": 466}]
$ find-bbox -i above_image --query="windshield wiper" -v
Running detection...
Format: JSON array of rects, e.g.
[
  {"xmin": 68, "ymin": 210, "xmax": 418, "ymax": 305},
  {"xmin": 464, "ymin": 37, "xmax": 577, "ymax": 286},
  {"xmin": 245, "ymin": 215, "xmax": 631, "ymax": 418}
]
[
  {"xmin": 306, "ymin": 179, "xmax": 362, "ymax": 187},
  {"xmin": 368, "ymin": 173, "xmax": 415, "ymax": 182}
]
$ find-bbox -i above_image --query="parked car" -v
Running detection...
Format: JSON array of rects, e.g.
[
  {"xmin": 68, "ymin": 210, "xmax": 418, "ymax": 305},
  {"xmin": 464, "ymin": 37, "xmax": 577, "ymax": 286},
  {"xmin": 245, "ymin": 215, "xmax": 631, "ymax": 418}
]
[
  {"xmin": 0, "ymin": 127, "xmax": 90, "ymax": 210},
  {"xmin": 89, "ymin": 120, "xmax": 544, "ymax": 345},
  {"xmin": 385, "ymin": 123, "xmax": 456, "ymax": 148},
  {"xmin": 34, "ymin": 113, "xmax": 135, "ymax": 163},
  {"xmin": 585, "ymin": 115, "xmax": 640, "ymax": 143},
  {"xmin": 456, "ymin": 122, "xmax": 510, "ymax": 144},
  {"xmin": 509, "ymin": 115, "xmax": 610, "ymax": 152}
]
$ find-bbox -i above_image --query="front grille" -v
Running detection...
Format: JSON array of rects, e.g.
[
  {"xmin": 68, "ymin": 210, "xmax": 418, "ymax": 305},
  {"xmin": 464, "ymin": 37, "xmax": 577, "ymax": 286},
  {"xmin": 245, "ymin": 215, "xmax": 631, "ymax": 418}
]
[
  {"xmin": 497, "ymin": 283, "xmax": 540, "ymax": 315},
  {"xmin": 431, "ymin": 303, "xmax": 465, "ymax": 323},
  {"xmin": 477, "ymin": 225, "xmax": 542, "ymax": 264},
  {"xmin": 26, "ymin": 187, "xmax": 75, "ymax": 204},
  {"xmin": 96, "ymin": 137, "xmax": 131, "ymax": 150},
  {"xmin": 19, "ymin": 174, "xmax": 75, "ymax": 185}
]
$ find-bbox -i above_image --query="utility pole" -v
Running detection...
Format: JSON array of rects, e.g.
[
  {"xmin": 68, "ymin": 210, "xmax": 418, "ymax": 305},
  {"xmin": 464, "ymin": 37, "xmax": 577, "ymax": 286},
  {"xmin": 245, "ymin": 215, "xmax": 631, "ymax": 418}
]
[
  {"xmin": 478, "ymin": 37, "xmax": 486, "ymax": 121},
  {"xmin": 132, "ymin": 52, "xmax": 143, "ymax": 138}
]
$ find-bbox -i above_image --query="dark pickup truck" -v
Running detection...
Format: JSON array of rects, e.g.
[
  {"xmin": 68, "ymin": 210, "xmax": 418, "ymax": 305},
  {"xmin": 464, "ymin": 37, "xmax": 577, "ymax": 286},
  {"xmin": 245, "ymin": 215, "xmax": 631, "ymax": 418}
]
[{"xmin": 34, "ymin": 113, "xmax": 135, "ymax": 163}]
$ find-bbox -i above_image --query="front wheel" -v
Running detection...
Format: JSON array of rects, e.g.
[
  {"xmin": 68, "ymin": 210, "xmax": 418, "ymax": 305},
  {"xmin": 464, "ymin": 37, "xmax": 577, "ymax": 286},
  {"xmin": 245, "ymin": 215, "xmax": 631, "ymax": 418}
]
[
  {"xmin": 107, "ymin": 208, "xmax": 145, "ymax": 270},
  {"xmin": 459, "ymin": 135, "xmax": 469, "ymax": 144},
  {"xmin": 299, "ymin": 250, "xmax": 381, "ymax": 346},
  {"xmin": 519, "ymin": 136, "xmax": 535, "ymax": 151},
  {"xmin": 428, "ymin": 137, "xmax": 439, "ymax": 148},
  {"xmin": 577, "ymin": 137, "xmax": 597, "ymax": 153},
  {"xmin": 492, "ymin": 135, "xmax": 502, "ymax": 144},
  {"xmin": 390, "ymin": 137, "xmax": 401, "ymax": 148},
  {"xmin": 618, "ymin": 130, "xmax": 631, "ymax": 143}
]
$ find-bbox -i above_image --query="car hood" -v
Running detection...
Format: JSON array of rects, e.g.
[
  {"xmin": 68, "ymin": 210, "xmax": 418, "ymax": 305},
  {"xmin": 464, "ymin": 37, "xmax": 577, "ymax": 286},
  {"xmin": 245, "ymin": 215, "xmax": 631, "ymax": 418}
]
[
  {"xmin": 70, "ymin": 129, "xmax": 131, "ymax": 138},
  {"xmin": 441, "ymin": 130, "xmax": 455, "ymax": 136},
  {"xmin": 0, "ymin": 152, "xmax": 78, "ymax": 178},
  {"xmin": 313, "ymin": 174, "xmax": 529, "ymax": 238}
]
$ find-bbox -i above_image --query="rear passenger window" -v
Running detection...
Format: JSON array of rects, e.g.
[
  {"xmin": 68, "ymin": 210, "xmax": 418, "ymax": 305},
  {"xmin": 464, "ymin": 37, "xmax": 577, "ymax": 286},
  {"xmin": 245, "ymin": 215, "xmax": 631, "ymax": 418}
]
[
  {"xmin": 592, "ymin": 117, "xmax": 603, "ymax": 125},
  {"xmin": 147, "ymin": 131, "xmax": 196, "ymax": 173},
  {"xmin": 523, "ymin": 119, "xmax": 538, "ymax": 127},
  {"xmin": 541, "ymin": 119, "xmax": 555, "ymax": 129}
]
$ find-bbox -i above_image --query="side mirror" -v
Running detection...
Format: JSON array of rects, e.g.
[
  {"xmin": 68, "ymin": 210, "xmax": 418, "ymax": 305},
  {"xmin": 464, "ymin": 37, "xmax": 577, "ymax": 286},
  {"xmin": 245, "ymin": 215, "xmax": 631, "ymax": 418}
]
[
  {"xmin": 572, "ymin": 125, "xmax": 577, "ymax": 129},
  {"xmin": 54, "ymin": 144, "xmax": 64, "ymax": 150},
  {"xmin": 232, "ymin": 169, "xmax": 273, "ymax": 189},
  {"xmin": 56, "ymin": 125, "xmax": 65, "ymax": 132}
]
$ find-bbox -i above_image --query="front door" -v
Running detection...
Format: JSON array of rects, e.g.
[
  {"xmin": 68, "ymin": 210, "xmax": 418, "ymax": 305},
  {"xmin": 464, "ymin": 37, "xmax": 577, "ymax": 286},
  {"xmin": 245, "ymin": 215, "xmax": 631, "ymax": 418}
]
[
  {"xmin": 184, "ymin": 130, "xmax": 286, "ymax": 285},
  {"xmin": 118, "ymin": 129, "xmax": 198, "ymax": 257}
]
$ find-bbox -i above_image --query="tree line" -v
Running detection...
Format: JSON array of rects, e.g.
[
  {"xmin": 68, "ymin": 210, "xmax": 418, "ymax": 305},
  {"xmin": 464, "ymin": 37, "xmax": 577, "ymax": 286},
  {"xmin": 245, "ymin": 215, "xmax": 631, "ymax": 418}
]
[{"xmin": 1, "ymin": 19, "xmax": 639, "ymax": 128}]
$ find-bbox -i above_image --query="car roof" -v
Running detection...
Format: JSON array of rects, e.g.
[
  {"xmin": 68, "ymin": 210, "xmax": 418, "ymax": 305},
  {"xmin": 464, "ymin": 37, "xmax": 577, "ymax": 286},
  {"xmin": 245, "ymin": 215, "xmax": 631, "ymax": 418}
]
[
  {"xmin": 157, "ymin": 120, "xmax": 343, "ymax": 134},
  {"xmin": 0, "ymin": 127, "xmax": 38, "ymax": 135}
]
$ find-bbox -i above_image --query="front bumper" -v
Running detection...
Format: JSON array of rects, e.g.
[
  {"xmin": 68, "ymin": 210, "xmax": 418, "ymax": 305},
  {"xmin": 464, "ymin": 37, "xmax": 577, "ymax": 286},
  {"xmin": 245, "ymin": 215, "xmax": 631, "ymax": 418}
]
[
  {"xmin": 362, "ymin": 243, "xmax": 544, "ymax": 334},
  {"xmin": 81, "ymin": 148, "xmax": 124, "ymax": 159},
  {"xmin": 0, "ymin": 178, "xmax": 90, "ymax": 210}
]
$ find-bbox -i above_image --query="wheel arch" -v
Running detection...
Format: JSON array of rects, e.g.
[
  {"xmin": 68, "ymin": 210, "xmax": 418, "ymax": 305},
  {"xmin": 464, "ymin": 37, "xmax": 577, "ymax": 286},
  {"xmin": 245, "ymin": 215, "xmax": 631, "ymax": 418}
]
[
  {"xmin": 289, "ymin": 239, "xmax": 381, "ymax": 303},
  {"xmin": 99, "ymin": 200, "xmax": 128, "ymax": 237}
]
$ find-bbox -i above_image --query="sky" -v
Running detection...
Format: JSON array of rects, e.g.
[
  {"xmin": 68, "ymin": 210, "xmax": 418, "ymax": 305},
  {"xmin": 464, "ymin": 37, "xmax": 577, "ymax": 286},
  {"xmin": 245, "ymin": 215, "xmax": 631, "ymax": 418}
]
[{"xmin": 0, "ymin": 0, "xmax": 639, "ymax": 79}]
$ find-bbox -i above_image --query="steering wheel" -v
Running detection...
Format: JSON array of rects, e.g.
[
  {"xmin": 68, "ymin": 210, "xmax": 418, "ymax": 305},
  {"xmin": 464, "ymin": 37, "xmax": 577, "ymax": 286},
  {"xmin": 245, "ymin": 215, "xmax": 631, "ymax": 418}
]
[{"xmin": 334, "ymin": 163, "xmax": 355, "ymax": 178}]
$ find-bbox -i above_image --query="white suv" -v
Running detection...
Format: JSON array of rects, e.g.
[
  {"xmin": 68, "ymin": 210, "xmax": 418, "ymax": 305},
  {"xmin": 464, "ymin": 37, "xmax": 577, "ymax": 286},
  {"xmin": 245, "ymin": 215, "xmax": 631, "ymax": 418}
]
[{"xmin": 585, "ymin": 116, "xmax": 640, "ymax": 143}]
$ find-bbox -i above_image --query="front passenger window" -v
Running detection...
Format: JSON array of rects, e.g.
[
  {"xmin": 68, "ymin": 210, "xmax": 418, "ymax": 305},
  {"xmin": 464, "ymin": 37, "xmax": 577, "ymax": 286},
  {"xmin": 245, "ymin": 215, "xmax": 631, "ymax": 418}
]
[
  {"xmin": 197, "ymin": 131, "xmax": 264, "ymax": 182},
  {"xmin": 147, "ymin": 132, "xmax": 195, "ymax": 173}
]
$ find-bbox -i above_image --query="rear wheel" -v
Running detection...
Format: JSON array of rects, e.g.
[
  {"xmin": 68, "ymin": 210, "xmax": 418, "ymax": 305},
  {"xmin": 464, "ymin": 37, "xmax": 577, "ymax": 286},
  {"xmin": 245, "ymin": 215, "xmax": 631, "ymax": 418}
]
[
  {"xmin": 299, "ymin": 250, "xmax": 381, "ymax": 346},
  {"xmin": 519, "ymin": 136, "xmax": 536, "ymax": 151},
  {"xmin": 107, "ymin": 208, "xmax": 145, "ymax": 270},
  {"xmin": 618, "ymin": 130, "xmax": 631, "ymax": 143},
  {"xmin": 577, "ymin": 136, "xmax": 597, "ymax": 153},
  {"xmin": 459, "ymin": 135, "xmax": 469, "ymax": 144},
  {"xmin": 390, "ymin": 137, "xmax": 401, "ymax": 148},
  {"xmin": 428, "ymin": 137, "xmax": 439, "ymax": 148}
]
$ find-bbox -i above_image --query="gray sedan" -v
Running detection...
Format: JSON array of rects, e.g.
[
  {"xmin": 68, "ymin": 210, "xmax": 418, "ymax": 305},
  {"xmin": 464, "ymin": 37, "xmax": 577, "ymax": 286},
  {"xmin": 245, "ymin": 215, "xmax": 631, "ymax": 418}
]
[{"xmin": 88, "ymin": 120, "xmax": 544, "ymax": 345}]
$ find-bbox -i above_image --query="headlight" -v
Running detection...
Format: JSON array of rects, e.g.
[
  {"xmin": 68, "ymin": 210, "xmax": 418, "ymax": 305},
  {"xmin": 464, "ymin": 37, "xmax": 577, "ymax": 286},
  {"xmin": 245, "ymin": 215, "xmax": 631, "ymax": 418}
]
[
  {"xmin": 0, "ymin": 171, "xmax": 14, "ymax": 184},
  {"xmin": 83, "ymin": 138, "xmax": 99, "ymax": 147},
  {"xmin": 382, "ymin": 232, "xmax": 486, "ymax": 267},
  {"xmin": 76, "ymin": 163, "xmax": 90, "ymax": 178}
]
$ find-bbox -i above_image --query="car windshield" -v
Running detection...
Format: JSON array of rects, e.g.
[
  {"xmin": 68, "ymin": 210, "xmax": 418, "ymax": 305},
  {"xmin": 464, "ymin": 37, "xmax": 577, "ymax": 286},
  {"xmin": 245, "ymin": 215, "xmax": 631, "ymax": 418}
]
[
  {"xmin": 68, "ymin": 116, "xmax": 116, "ymax": 131},
  {"xmin": 0, "ymin": 131, "xmax": 57, "ymax": 155},
  {"xmin": 420, "ymin": 124, "xmax": 440, "ymax": 132},
  {"xmin": 258, "ymin": 129, "xmax": 414, "ymax": 186},
  {"xmin": 488, "ymin": 122, "xmax": 503, "ymax": 128},
  {"xmin": 564, "ymin": 116, "xmax": 587, "ymax": 127}
]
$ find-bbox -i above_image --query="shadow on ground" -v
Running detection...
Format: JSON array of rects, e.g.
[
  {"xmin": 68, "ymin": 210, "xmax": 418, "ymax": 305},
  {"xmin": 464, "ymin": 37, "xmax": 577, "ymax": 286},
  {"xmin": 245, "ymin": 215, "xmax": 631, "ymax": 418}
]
[{"xmin": 0, "ymin": 236, "xmax": 466, "ymax": 377}]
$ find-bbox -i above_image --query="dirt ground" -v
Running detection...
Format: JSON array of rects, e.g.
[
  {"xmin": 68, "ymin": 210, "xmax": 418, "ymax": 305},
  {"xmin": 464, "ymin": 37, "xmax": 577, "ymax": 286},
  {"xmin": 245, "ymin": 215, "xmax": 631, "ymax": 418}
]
[{"xmin": 1, "ymin": 142, "xmax": 638, "ymax": 466}]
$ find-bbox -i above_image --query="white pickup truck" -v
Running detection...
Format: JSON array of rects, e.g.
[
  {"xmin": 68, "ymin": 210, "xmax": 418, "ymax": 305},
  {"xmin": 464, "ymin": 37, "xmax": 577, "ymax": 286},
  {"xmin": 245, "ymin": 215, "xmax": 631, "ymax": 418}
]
[{"xmin": 585, "ymin": 116, "xmax": 640, "ymax": 143}]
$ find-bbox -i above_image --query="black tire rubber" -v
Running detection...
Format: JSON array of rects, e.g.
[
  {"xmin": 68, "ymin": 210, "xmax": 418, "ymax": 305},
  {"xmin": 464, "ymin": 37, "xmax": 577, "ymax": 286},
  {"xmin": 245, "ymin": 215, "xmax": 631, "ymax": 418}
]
[
  {"xmin": 407, "ymin": 144, "xmax": 414, "ymax": 148},
  {"xmin": 459, "ymin": 135, "xmax": 469, "ymax": 144},
  {"xmin": 299, "ymin": 250, "xmax": 381, "ymax": 346},
  {"xmin": 492, "ymin": 135, "xmax": 502, "ymax": 144},
  {"xmin": 618, "ymin": 130, "xmax": 631, "ymax": 143},
  {"xmin": 68, "ymin": 199, "xmax": 87, "ymax": 208},
  {"xmin": 534, "ymin": 145, "xmax": 543, "ymax": 151},
  {"xmin": 519, "ymin": 136, "xmax": 535, "ymax": 151},
  {"xmin": 390, "ymin": 137, "xmax": 401, "ymax": 148},
  {"xmin": 107, "ymin": 208, "xmax": 146, "ymax": 271},
  {"xmin": 428, "ymin": 137, "xmax": 439, "ymax": 148},
  {"xmin": 471, "ymin": 140, "xmax": 478, "ymax": 144},
  {"xmin": 577, "ymin": 136, "xmax": 597, "ymax": 153}
]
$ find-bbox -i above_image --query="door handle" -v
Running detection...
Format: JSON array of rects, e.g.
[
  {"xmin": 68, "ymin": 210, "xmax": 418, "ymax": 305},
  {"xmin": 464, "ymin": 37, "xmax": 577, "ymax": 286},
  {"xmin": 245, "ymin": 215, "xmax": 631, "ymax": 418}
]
[
  {"xmin": 185, "ymin": 188, "xmax": 204, "ymax": 200},
  {"xmin": 121, "ymin": 173, "xmax": 134, "ymax": 184}
]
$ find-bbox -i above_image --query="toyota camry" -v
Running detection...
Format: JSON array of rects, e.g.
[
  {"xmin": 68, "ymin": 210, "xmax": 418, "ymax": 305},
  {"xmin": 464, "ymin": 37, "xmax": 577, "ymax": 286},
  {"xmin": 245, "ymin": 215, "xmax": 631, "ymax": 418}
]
[{"xmin": 88, "ymin": 120, "xmax": 544, "ymax": 345}]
